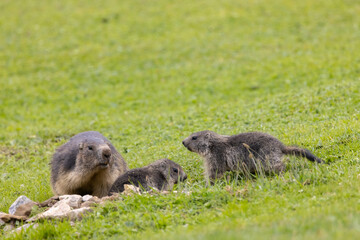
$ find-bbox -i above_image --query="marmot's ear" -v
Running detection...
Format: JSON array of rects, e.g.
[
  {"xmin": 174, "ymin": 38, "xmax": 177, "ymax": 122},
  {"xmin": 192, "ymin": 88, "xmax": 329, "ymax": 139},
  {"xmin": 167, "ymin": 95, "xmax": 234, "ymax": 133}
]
[
  {"xmin": 205, "ymin": 132, "xmax": 211, "ymax": 139},
  {"xmin": 158, "ymin": 162, "xmax": 167, "ymax": 172},
  {"xmin": 79, "ymin": 143, "xmax": 84, "ymax": 150}
]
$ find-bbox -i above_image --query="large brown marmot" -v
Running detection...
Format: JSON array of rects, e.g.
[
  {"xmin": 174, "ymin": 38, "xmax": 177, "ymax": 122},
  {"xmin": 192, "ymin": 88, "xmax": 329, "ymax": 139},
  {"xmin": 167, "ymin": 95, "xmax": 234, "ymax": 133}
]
[
  {"xmin": 182, "ymin": 131, "xmax": 324, "ymax": 183},
  {"xmin": 51, "ymin": 131, "xmax": 128, "ymax": 197},
  {"xmin": 109, "ymin": 159, "xmax": 187, "ymax": 194}
]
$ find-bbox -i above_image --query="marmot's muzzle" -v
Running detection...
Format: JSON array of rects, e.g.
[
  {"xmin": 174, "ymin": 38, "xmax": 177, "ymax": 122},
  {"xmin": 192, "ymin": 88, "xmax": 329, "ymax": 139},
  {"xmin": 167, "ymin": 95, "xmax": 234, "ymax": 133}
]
[{"xmin": 98, "ymin": 147, "xmax": 112, "ymax": 167}]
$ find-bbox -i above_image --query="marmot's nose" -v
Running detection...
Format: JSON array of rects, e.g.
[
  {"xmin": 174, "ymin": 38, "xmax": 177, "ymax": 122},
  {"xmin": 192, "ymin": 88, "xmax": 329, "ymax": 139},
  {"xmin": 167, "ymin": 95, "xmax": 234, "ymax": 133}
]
[
  {"xmin": 182, "ymin": 140, "xmax": 185, "ymax": 146},
  {"xmin": 102, "ymin": 149, "xmax": 111, "ymax": 161},
  {"xmin": 183, "ymin": 174, "xmax": 188, "ymax": 181}
]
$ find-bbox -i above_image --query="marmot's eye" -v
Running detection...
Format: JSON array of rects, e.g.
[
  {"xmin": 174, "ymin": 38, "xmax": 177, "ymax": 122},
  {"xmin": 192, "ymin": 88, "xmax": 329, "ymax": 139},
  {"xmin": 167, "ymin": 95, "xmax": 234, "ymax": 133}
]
[
  {"xmin": 173, "ymin": 168, "xmax": 178, "ymax": 173},
  {"xmin": 88, "ymin": 146, "xmax": 93, "ymax": 151},
  {"xmin": 191, "ymin": 136, "xmax": 197, "ymax": 140}
]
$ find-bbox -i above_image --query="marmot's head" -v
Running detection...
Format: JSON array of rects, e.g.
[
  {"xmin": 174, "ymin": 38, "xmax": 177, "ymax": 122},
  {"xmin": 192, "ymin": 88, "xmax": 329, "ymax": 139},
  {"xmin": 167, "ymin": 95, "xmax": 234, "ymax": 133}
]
[
  {"xmin": 150, "ymin": 159, "xmax": 187, "ymax": 184},
  {"xmin": 182, "ymin": 130, "xmax": 216, "ymax": 155},
  {"xmin": 77, "ymin": 138, "xmax": 113, "ymax": 171}
]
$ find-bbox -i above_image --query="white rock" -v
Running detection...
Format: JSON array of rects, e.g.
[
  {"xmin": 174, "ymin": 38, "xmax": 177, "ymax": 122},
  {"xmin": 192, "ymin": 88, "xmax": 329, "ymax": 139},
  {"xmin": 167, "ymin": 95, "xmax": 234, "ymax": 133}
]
[
  {"xmin": 59, "ymin": 194, "xmax": 82, "ymax": 200},
  {"xmin": 56, "ymin": 195, "xmax": 82, "ymax": 209},
  {"xmin": 66, "ymin": 207, "xmax": 92, "ymax": 221},
  {"xmin": 3, "ymin": 224, "xmax": 15, "ymax": 232},
  {"xmin": 123, "ymin": 184, "xmax": 141, "ymax": 195},
  {"xmin": 28, "ymin": 201, "xmax": 71, "ymax": 221},
  {"xmin": 14, "ymin": 223, "xmax": 38, "ymax": 233},
  {"xmin": 82, "ymin": 195, "xmax": 94, "ymax": 202}
]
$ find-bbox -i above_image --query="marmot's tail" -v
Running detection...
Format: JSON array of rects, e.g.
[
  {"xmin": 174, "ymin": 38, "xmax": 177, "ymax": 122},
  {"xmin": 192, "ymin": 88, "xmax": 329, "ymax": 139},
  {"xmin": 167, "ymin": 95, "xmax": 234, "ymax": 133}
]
[{"xmin": 282, "ymin": 146, "xmax": 324, "ymax": 164}]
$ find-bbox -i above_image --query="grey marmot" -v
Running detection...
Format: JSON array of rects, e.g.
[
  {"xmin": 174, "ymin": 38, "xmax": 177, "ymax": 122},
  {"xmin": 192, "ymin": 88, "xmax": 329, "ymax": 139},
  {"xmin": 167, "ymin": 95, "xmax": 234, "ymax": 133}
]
[
  {"xmin": 109, "ymin": 159, "xmax": 187, "ymax": 194},
  {"xmin": 182, "ymin": 130, "xmax": 324, "ymax": 183},
  {"xmin": 51, "ymin": 131, "xmax": 128, "ymax": 197}
]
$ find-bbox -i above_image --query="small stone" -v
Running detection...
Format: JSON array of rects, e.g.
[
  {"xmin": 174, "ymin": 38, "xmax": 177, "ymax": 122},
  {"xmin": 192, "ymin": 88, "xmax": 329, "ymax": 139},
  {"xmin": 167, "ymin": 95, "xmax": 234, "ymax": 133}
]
[
  {"xmin": 66, "ymin": 207, "xmax": 92, "ymax": 221},
  {"xmin": 98, "ymin": 193, "xmax": 123, "ymax": 205},
  {"xmin": 303, "ymin": 179, "xmax": 311, "ymax": 185},
  {"xmin": 100, "ymin": 193, "xmax": 121, "ymax": 203},
  {"xmin": 59, "ymin": 194, "xmax": 82, "ymax": 201},
  {"xmin": 14, "ymin": 223, "xmax": 37, "ymax": 233},
  {"xmin": 80, "ymin": 201, "xmax": 96, "ymax": 208},
  {"xmin": 13, "ymin": 202, "xmax": 37, "ymax": 217},
  {"xmin": 181, "ymin": 190, "xmax": 192, "ymax": 196},
  {"xmin": 122, "ymin": 184, "xmax": 141, "ymax": 195},
  {"xmin": 225, "ymin": 185, "xmax": 233, "ymax": 194},
  {"xmin": 86, "ymin": 196, "xmax": 101, "ymax": 204},
  {"xmin": 82, "ymin": 195, "xmax": 93, "ymax": 202},
  {"xmin": 0, "ymin": 212, "xmax": 28, "ymax": 223},
  {"xmin": 146, "ymin": 189, "xmax": 155, "ymax": 194},
  {"xmin": 45, "ymin": 201, "xmax": 72, "ymax": 217},
  {"xmin": 27, "ymin": 201, "xmax": 71, "ymax": 222},
  {"xmin": 57, "ymin": 195, "xmax": 82, "ymax": 209},
  {"xmin": 9, "ymin": 196, "xmax": 35, "ymax": 215},
  {"xmin": 143, "ymin": 188, "xmax": 159, "ymax": 195},
  {"xmin": 3, "ymin": 224, "xmax": 15, "ymax": 232},
  {"xmin": 38, "ymin": 196, "xmax": 60, "ymax": 208},
  {"xmin": 235, "ymin": 188, "xmax": 248, "ymax": 197}
]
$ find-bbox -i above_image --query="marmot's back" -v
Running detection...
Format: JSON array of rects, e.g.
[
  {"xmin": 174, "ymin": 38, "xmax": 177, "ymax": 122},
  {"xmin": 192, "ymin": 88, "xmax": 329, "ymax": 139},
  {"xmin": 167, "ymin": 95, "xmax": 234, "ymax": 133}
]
[
  {"xmin": 182, "ymin": 130, "xmax": 323, "ymax": 183},
  {"xmin": 109, "ymin": 168, "xmax": 152, "ymax": 193},
  {"xmin": 109, "ymin": 159, "xmax": 187, "ymax": 194}
]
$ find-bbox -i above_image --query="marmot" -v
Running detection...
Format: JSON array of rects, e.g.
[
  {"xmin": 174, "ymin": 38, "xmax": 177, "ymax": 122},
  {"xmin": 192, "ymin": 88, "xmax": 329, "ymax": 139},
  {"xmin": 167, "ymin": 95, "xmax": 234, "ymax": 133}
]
[
  {"xmin": 182, "ymin": 131, "xmax": 324, "ymax": 183},
  {"xmin": 109, "ymin": 159, "xmax": 187, "ymax": 194},
  {"xmin": 51, "ymin": 131, "xmax": 128, "ymax": 197}
]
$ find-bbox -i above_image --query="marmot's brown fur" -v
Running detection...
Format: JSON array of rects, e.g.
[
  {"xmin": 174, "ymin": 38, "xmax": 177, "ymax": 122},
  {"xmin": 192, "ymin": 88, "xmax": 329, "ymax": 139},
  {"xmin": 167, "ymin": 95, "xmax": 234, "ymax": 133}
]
[
  {"xmin": 109, "ymin": 159, "xmax": 187, "ymax": 194},
  {"xmin": 182, "ymin": 131, "xmax": 324, "ymax": 183},
  {"xmin": 51, "ymin": 131, "xmax": 128, "ymax": 197}
]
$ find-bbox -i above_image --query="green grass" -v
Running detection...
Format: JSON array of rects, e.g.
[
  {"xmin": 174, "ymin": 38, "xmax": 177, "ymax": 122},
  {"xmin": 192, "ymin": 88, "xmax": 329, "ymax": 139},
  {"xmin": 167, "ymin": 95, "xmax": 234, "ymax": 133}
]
[{"xmin": 1, "ymin": 0, "xmax": 360, "ymax": 239}]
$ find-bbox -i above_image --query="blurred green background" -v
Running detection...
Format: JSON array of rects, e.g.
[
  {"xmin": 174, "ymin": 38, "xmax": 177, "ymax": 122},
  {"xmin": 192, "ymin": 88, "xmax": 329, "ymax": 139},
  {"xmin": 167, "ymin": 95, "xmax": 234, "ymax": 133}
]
[{"xmin": 1, "ymin": 0, "xmax": 359, "ymax": 239}]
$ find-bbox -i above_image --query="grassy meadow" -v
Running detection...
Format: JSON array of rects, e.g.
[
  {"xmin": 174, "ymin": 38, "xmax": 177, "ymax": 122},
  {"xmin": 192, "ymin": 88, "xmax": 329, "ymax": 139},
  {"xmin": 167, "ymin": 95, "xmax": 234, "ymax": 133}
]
[{"xmin": 1, "ymin": 0, "xmax": 360, "ymax": 239}]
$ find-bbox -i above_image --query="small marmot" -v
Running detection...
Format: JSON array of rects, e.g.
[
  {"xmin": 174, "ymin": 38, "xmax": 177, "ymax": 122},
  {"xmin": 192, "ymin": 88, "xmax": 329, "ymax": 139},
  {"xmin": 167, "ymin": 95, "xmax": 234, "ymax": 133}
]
[
  {"xmin": 182, "ymin": 131, "xmax": 324, "ymax": 183},
  {"xmin": 51, "ymin": 131, "xmax": 128, "ymax": 197},
  {"xmin": 109, "ymin": 159, "xmax": 187, "ymax": 194}
]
